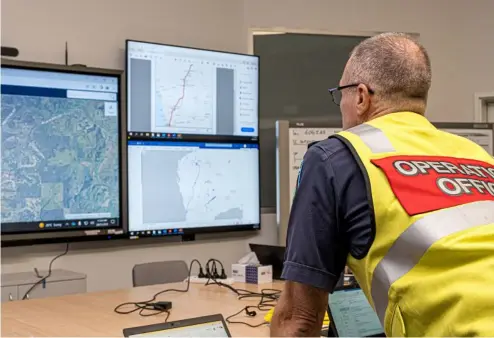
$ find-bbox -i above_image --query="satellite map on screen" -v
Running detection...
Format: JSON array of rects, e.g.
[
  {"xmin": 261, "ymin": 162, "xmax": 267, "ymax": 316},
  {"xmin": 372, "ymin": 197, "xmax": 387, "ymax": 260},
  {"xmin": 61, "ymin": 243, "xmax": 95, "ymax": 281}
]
[{"xmin": 1, "ymin": 95, "xmax": 120, "ymax": 224}]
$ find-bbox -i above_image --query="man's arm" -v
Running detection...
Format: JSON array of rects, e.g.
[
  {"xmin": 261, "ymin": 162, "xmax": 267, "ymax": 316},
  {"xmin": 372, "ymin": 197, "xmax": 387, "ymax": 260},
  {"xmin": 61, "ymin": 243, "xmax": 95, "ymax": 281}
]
[
  {"xmin": 270, "ymin": 143, "xmax": 349, "ymax": 336},
  {"xmin": 270, "ymin": 281, "xmax": 328, "ymax": 337}
]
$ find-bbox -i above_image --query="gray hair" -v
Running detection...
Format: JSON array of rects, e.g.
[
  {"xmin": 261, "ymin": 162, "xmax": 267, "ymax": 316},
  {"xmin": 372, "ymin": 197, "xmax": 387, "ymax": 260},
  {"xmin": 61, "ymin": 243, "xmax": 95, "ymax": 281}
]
[{"xmin": 346, "ymin": 32, "xmax": 431, "ymax": 104}]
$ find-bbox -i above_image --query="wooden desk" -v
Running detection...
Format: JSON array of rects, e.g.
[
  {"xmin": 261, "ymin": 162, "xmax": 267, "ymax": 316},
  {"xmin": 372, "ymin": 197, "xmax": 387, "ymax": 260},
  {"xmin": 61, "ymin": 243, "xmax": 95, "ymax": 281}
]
[{"xmin": 2, "ymin": 281, "xmax": 284, "ymax": 337}]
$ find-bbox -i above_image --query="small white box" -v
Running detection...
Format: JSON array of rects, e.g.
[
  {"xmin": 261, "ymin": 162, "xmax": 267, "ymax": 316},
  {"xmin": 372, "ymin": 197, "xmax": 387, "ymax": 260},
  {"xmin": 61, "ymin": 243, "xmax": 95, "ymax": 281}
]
[
  {"xmin": 232, "ymin": 264, "xmax": 273, "ymax": 284},
  {"xmin": 232, "ymin": 264, "xmax": 246, "ymax": 283},
  {"xmin": 104, "ymin": 101, "xmax": 117, "ymax": 116}
]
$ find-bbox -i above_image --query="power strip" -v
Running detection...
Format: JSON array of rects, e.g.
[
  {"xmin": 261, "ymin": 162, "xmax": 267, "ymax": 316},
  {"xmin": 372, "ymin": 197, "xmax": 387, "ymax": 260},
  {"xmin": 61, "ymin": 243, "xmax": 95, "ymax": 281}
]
[{"xmin": 185, "ymin": 276, "xmax": 235, "ymax": 285}]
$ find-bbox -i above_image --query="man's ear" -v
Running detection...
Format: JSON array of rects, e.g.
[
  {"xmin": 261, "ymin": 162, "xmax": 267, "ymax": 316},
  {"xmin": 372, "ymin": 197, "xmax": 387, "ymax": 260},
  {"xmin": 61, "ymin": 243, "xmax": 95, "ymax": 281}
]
[{"xmin": 356, "ymin": 84, "xmax": 372, "ymax": 117}]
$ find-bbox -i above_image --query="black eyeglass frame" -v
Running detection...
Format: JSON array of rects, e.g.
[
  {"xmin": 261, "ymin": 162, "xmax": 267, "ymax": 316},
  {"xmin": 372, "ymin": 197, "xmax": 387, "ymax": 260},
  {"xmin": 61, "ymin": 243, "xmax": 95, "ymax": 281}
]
[{"xmin": 328, "ymin": 84, "xmax": 375, "ymax": 106}]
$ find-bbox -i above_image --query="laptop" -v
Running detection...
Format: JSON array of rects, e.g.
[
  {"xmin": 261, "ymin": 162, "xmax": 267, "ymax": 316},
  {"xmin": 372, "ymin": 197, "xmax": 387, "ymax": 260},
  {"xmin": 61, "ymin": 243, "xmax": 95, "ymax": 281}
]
[
  {"xmin": 249, "ymin": 243, "xmax": 285, "ymax": 279},
  {"xmin": 327, "ymin": 285, "xmax": 385, "ymax": 337},
  {"xmin": 123, "ymin": 314, "xmax": 231, "ymax": 337}
]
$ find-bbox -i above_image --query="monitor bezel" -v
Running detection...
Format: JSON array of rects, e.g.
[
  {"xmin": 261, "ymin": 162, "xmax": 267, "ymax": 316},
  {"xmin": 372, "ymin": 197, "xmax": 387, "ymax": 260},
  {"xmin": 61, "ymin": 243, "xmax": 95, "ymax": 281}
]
[
  {"xmin": 123, "ymin": 313, "xmax": 232, "ymax": 337},
  {"xmin": 125, "ymin": 139, "xmax": 261, "ymax": 238},
  {"xmin": 1, "ymin": 58, "xmax": 126, "ymax": 245},
  {"xmin": 125, "ymin": 38, "xmax": 260, "ymax": 139}
]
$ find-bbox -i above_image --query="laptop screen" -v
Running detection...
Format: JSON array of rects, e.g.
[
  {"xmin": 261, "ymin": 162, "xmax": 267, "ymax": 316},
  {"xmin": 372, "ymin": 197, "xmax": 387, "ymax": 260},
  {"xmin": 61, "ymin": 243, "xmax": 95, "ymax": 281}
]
[
  {"xmin": 328, "ymin": 288, "xmax": 384, "ymax": 337},
  {"xmin": 128, "ymin": 320, "xmax": 229, "ymax": 337}
]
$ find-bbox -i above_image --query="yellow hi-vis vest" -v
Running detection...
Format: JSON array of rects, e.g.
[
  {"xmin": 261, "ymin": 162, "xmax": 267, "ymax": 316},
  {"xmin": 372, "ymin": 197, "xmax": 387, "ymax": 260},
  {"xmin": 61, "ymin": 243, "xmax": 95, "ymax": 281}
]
[{"xmin": 333, "ymin": 112, "xmax": 494, "ymax": 336}]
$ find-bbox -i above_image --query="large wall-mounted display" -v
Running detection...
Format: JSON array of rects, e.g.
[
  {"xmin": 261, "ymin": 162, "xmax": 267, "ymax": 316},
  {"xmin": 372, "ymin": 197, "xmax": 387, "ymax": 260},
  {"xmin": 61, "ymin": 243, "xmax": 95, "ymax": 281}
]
[
  {"xmin": 127, "ymin": 141, "xmax": 260, "ymax": 237},
  {"xmin": 1, "ymin": 59, "xmax": 125, "ymax": 246},
  {"xmin": 126, "ymin": 40, "xmax": 259, "ymax": 139}
]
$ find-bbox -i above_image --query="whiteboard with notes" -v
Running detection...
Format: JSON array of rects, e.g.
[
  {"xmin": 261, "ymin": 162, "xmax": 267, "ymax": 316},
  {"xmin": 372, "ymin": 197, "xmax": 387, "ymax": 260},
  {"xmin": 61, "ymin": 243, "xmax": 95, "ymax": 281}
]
[
  {"xmin": 275, "ymin": 120, "xmax": 342, "ymax": 245},
  {"xmin": 288, "ymin": 126, "xmax": 342, "ymax": 204}
]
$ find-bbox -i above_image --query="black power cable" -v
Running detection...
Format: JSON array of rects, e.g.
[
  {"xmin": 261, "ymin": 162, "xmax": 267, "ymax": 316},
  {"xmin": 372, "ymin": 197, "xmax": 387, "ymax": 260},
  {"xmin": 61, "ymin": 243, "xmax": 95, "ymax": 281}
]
[
  {"xmin": 22, "ymin": 242, "xmax": 70, "ymax": 300},
  {"xmin": 203, "ymin": 258, "xmax": 281, "ymax": 327},
  {"xmin": 114, "ymin": 259, "xmax": 202, "ymax": 318},
  {"xmin": 114, "ymin": 258, "xmax": 282, "ymax": 327},
  {"xmin": 225, "ymin": 306, "xmax": 267, "ymax": 328}
]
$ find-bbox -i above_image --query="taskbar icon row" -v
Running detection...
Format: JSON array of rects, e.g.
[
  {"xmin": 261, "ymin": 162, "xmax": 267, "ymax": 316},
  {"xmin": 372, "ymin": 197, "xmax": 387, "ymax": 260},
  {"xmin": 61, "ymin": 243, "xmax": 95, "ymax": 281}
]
[
  {"xmin": 127, "ymin": 131, "xmax": 259, "ymax": 143},
  {"xmin": 128, "ymin": 131, "xmax": 182, "ymax": 139},
  {"xmin": 129, "ymin": 228, "xmax": 184, "ymax": 238},
  {"xmin": 38, "ymin": 218, "xmax": 119, "ymax": 229}
]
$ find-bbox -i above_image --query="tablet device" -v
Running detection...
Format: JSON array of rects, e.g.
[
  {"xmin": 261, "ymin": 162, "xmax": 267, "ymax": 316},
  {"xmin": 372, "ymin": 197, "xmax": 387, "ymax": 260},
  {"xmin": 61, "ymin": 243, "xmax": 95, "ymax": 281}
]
[
  {"xmin": 123, "ymin": 314, "xmax": 231, "ymax": 337},
  {"xmin": 327, "ymin": 285, "xmax": 385, "ymax": 337}
]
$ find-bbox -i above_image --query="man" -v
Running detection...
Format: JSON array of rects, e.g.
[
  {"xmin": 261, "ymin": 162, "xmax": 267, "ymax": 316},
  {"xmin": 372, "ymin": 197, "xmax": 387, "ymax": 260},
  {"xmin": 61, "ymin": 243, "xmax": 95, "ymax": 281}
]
[{"xmin": 271, "ymin": 32, "xmax": 494, "ymax": 336}]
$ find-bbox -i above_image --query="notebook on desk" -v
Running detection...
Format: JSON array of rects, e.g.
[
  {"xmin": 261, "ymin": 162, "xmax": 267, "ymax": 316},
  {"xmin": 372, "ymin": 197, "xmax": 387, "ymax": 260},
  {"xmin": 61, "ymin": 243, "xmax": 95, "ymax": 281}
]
[
  {"xmin": 327, "ymin": 285, "xmax": 385, "ymax": 337},
  {"xmin": 123, "ymin": 314, "xmax": 231, "ymax": 337}
]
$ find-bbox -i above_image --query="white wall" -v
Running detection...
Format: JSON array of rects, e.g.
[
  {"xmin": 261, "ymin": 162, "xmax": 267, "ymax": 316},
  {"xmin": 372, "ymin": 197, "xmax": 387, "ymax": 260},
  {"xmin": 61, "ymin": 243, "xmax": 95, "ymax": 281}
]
[
  {"xmin": 244, "ymin": 0, "xmax": 494, "ymax": 122},
  {"xmin": 1, "ymin": 0, "xmax": 247, "ymax": 67},
  {"xmin": 2, "ymin": 0, "xmax": 494, "ymax": 292}
]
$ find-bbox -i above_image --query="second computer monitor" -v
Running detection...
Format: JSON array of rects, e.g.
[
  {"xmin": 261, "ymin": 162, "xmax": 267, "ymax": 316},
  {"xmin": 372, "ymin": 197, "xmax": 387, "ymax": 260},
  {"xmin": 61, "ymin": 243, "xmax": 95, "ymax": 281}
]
[
  {"xmin": 126, "ymin": 40, "xmax": 259, "ymax": 138},
  {"xmin": 127, "ymin": 140, "xmax": 260, "ymax": 236}
]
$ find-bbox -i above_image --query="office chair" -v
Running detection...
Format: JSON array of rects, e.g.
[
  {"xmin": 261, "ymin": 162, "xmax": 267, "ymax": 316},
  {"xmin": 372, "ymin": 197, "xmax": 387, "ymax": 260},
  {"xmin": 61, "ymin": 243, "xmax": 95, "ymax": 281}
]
[{"xmin": 132, "ymin": 260, "xmax": 189, "ymax": 287}]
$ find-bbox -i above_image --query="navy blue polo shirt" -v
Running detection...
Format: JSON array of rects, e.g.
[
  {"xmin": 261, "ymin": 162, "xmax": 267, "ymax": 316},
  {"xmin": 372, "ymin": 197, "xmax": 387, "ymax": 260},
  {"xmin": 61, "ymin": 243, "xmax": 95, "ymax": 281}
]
[{"xmin": 281, "ymin": 137, "xmax": 373, "ymax": 292}]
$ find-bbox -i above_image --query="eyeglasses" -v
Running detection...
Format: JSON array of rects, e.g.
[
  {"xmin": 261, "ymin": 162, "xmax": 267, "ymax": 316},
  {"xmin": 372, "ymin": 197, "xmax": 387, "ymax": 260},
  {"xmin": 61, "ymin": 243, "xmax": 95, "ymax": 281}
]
[{"xmin": 328, "ymin": 84, "xmax": 375, "ymax": 106}]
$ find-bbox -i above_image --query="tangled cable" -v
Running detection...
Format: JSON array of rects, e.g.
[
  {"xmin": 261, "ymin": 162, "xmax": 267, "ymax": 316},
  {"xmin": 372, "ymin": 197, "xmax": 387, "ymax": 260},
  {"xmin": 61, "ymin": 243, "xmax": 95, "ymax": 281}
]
[
  {"xmin": 114, "ymin": 258, "xmax": 282, "ymax": 327},
  {"xmin": 114, "ymin": 259, "xmax": 202, "ymax": 318},
  {"xmin": 203, "ymin": 259, "xmax": 281, "ymax": 327}
]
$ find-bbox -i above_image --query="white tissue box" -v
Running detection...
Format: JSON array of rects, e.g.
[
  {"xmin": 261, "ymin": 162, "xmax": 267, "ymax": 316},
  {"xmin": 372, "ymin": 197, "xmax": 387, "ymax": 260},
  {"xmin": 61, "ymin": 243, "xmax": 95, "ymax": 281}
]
[{"xmin": 232, "ymin": 264, "xmax": 273, "ymax": 284}]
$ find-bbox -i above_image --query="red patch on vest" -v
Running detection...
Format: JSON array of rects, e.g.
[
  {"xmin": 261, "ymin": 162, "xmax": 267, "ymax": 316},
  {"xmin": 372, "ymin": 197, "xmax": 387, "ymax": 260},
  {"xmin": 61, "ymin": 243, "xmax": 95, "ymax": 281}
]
[{"xmin": 371, "ymin": 156, "xmax": 494, "ymax": 216}]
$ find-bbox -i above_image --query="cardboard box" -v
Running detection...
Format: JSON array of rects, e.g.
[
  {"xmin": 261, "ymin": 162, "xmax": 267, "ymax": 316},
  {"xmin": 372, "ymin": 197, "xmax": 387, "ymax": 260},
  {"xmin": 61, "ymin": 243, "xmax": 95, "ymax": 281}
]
[{"xmin": 232, "ymin": 264, "xmax": 273, "ymax": 284}]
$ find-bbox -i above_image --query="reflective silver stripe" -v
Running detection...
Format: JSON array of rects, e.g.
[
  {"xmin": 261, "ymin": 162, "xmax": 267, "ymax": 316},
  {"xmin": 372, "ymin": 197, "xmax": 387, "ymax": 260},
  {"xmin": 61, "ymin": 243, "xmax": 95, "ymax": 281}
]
[
  {"xmin": 347, "ymin": 124, "xmax": 395, "ymax": 153},
  {"xmin": 371, "ymin": 200, "xmax": 494, "ymax": 324}
]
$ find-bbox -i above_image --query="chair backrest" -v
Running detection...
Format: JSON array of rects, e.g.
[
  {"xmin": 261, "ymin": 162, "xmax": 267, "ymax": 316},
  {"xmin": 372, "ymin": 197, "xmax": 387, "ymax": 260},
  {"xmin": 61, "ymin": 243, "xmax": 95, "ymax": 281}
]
[{"xmin": 132, "ymin": 260, "xmax": 189, "ymax": 287}]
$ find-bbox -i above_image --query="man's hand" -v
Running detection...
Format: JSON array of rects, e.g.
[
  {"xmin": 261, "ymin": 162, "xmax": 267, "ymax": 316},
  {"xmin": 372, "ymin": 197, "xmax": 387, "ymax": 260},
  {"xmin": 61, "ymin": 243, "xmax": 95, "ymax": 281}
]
[{"xmin": 270, "ymin": 281, "xmax": 328, "ymax": 337}]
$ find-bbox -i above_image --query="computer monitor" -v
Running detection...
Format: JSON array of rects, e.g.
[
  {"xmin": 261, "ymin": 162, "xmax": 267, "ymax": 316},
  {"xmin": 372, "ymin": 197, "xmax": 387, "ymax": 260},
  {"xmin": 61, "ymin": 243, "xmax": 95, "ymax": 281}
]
[
  {"xmin": 127, "ymin": 140, "xmax": 260, "ymax": 237},
  {"xmin": 249, "ymin": 243, "xmax": 285, "ymax": 280},
  {"xmin": 1, "ymin": 60, "xmax": 122, "ymax": 241},
  {"xmin": 327, "ymin": 286, "xmax": 384, "ymax": 337},
  {"xmin": 123, "ymin": 314, "xmax": 231, "ymax": 337},
  {"xmin": 126, "ymin": 40, "xmax": 259, "ymax": 138}
]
